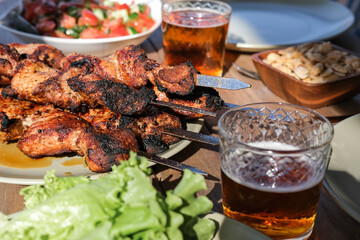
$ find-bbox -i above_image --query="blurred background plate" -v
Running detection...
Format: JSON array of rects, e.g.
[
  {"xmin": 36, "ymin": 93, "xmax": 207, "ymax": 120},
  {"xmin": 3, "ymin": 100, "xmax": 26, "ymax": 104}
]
[
  {"xmin": 226, "ymin": 0, "xmax": 354, "ymax": 52},
  {"xmin": 324, "ymin": 114, "xmax": 360, "ymax": 223},
  {"xmin": 0, "ymin": 0, "xmax": 161, "ymax": 57}
]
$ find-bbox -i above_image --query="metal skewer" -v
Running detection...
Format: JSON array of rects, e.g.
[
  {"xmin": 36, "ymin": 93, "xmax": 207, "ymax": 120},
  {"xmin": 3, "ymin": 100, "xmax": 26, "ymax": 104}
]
[
  {"xmin": 163, "ymin": 128, "xmax": 219, "ymax": 146},
  {"xmin": 152, "ymin": 100, "xmax": 218, "ymax": 117},
  {"xmin": 138, "ymin": 151, "xmax": 208, "ymax": 176}
]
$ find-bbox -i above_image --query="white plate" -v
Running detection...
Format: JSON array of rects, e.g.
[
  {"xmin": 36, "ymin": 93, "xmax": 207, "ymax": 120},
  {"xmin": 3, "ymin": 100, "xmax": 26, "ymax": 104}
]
[
  {"xmin": 226, "ymin": 0, "xmax": 354, "ymax": 52},
  {"xmin": 0, "ymin": 0, "xmax": 161, "ymax": 57},
  {"xmin": 206, "ymin": 212, "xmax": 271, "ymax": 240},
  {"xmin": 0, "ymin": 120, "xmax": 203, "ymax": 185},
  {"xmin": 324, "ymin": 114, "xmax": 360, "ymax": 223}
]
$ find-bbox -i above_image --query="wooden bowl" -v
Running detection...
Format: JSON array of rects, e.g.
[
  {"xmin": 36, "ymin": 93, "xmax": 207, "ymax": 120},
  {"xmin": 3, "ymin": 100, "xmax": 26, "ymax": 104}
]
[{"xmin": 252, "ymin": 45, "xmax": 360, "ymax": 108}]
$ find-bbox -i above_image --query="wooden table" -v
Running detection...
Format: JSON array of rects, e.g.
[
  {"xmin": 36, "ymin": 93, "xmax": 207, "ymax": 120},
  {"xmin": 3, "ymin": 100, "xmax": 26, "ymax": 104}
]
[{"xmin": 1, "ymin": 22, "xmax": 360, "ymax": 240}]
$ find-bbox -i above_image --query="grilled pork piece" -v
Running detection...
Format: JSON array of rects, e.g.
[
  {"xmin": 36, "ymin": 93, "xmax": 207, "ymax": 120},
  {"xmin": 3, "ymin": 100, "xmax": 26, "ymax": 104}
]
[
  {"xmin": 153, "ymin": 86, "xmax": 224, "ymax": 118},
  {"xmin": 0, "ymin": 92, "xmax": 54, "ymax": 141},
  {"xmin": 0, "ymin": 44, "xmax": 20, "ymax": 86},
  {"xmin": 0, "ymin": 94, "xmax": 140, "ymax": 172},
  {"xmin": 9, "ymin": 59, "xmax": 156, "ymax": 115},
  {"xmin": 66, "ymin": 73, "xmax": 156, "ymax": 115},
  {"xmin": 8, "ymin": 43, "xmax": 65, "ymax": 69},
  {"xmin": 18, "ymin": 109, "xmax": 139, "ymax": 172},
  {"xmin": 79, "ymin": 107, "xmax": 183, "ymax": 154}
]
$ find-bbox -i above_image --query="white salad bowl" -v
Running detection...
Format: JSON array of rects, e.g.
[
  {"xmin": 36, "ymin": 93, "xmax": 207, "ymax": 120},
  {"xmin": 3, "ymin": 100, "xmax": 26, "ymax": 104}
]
[{"xmin": 0, "ymin": 0, "xmax": 162, "ymax": 57}]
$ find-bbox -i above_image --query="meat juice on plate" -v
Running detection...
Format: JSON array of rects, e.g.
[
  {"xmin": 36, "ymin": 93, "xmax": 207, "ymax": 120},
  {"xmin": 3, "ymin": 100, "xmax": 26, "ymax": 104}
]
[
  {"xmin": 162, "ymin": 10, "xmax": 229, "ymax": 76},
  {"xmin": 221, "ymin": 142, "xmax": 323, "ymax": 239}
]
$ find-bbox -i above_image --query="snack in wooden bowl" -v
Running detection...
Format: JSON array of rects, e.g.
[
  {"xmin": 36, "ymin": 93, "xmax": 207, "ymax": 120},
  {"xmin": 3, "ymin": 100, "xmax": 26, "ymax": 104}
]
[{"xmin": 252, "ymin": 42, "xmax": 360, "ymax": 108}]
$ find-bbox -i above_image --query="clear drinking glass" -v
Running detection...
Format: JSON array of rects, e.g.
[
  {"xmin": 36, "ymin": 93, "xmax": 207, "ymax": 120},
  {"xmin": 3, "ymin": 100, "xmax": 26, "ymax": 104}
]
[
  {"xmin": 161, "ymin": 0, "xmax": 231, "ymax": 76},
  {"xmin": 218, "ymin": 102, "xmax": 334, "ymax": 240}
]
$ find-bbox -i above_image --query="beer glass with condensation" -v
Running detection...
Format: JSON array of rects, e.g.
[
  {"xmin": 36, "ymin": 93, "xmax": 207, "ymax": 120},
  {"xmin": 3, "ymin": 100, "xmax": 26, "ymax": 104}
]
[
  {"xmin": 161, "ymin": 0, "xmax": 231, "ymax": 76},
  {"xmin": 218, "ymin": 102, "xmax": 334, "ymax": 240}
]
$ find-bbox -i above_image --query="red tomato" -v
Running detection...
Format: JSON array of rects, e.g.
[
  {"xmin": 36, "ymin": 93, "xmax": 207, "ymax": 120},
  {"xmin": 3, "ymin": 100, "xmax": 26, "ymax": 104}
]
[
  {"xmin": 139, "ymin": 13, "xmax": 155, "ymax": 29},
  {"xmin": 79, "ymin": 27, "xmax": 107, "ymax": 39},
  {"xmin": 78, "ymin": 9, "xmax": 99, "ymax": 27},
  {"xmin": 108, "ymin": 26, "xmax": 128, "ymax": 37},
  {"xmin": 90, "ymin": 3, "xmax": 104, "ymax": 10},
  {"xmin": 128, "ymin": 20, "xmax": 143, "ymax": 33},
  {"xmin": 115, "ymin": 3, "xmax": 130, "ymax": 13},
  {"xmin": 59, "ymin": 14, "xmax": 76, "ymax": 29},
  {"xmin": 103, "ymin": 18, "xmax": 122, "ymax": 29}
]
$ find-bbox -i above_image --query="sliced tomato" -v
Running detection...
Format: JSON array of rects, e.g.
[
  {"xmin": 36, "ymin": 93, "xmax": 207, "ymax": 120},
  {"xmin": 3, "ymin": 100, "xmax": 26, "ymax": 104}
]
[
  {"xmin": 90, "ymin": 3, "xmax": 104, "ymax": 10},
  {"xmin": 108, "ymin": 26, "xmax": 128, "ymax": 37},
  {"xmin": 128, "ymin": 20, "xmax": 143, "ymax": 33},
  {"xmin": 114, "ymin": 3, "xmax": 130, "ymax": 13},
  {"xmin": 103, "ymin": 18, "xmax": 122, "ymax": 29},
  {"xmin": 79, "ymin": 27, "xmax": 107, "ymax": 39},
  {"xmin": 139, "ymin": 13, "xmax": 155, "ymax": 29},
  {"xmin": 78, "ymin": 9, "xmax": 99, "ymax": 27},
  {"xmin": 59, "ymin": 14, "xmax": 76, "ymax": 29}
]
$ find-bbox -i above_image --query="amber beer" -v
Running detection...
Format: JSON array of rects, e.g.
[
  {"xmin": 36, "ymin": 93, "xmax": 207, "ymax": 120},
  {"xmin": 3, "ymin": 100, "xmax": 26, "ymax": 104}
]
[
  {"xmin": 221, "ymin": 169, "xmax": 322, "ymax": 239},
  {"xmin": 162, "ymin": 3, "xmax": 231, "ymax": 76},
  {"xmin": 220, "ymin": 141, "xmax": 324, "ymax": 239}
]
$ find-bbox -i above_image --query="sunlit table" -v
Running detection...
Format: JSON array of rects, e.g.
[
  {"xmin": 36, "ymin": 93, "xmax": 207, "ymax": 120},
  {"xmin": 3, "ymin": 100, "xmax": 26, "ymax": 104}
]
[{"xmin": 0, "ymin": 16, "xmax": 360, "ymax": 240}]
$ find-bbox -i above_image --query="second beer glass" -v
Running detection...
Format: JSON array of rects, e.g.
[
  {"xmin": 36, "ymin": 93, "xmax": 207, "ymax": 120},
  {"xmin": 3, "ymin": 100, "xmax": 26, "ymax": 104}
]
[
  {"xmin": 162, "ymin": 0, "xmax": 231, "ymax": 76},
  {"xmin": 218, "ymin": 103, "xmax": 334, "ymax": 240}
]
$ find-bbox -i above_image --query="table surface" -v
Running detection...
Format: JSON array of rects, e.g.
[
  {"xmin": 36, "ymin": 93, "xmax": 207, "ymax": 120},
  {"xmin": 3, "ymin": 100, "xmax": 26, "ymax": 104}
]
[{"xmin": 1, "ymin": 11, "xmax": 360, "ymax": 240}]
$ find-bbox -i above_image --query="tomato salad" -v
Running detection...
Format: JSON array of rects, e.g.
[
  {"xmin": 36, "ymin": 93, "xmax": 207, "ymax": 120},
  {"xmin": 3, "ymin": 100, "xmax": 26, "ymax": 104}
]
[{"xmin": 22, "ymin": 0, "xmax": 155, "ymax": 39}]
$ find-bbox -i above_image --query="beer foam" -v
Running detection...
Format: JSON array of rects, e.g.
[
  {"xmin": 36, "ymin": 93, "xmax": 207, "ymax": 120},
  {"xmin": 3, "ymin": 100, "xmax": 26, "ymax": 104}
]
[
  {"xmin": 248, "ymin": 141, "xmax": 301, "ymax": 151},
  {"xmin": 221, "ymin": 141, "xmax": 324, "ymax": 193}
]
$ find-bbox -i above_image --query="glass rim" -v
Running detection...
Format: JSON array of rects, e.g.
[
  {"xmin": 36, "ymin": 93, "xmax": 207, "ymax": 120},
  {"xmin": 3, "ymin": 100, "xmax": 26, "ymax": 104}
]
[
  {"xmin": 218, "ymin": 102, "xmax": 334, "ymax": 154},
  {"xmin": 162, "ymin": 0, "xmax": 232, "ymax": 17}
]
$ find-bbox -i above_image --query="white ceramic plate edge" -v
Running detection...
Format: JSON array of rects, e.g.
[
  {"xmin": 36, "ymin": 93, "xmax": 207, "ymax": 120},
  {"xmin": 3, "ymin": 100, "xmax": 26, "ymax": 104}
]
[{"xmin": 323, "ymin": 113, "xmax": 360, "ymax": 223}]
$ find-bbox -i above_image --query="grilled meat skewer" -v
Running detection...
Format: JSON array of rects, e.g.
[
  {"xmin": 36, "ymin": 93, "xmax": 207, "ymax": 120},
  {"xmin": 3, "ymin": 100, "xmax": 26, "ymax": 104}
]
[
  {"xmin": 0, "ymin": 93, "xmax": 183, "ymax": 155},
  {"xmin": 0, "ymin": 93, "xmax": 139, "ymax": 172}
]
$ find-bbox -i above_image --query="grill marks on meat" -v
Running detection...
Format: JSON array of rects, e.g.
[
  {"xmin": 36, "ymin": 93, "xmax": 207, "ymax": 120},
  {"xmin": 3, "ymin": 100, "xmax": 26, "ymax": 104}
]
[
  {"xmin": 0, "ymin": 95, "xmax": 139, "ymax": 172},
  {"xmin": 106, "ymin": 45, "xmax": 152, "ymax": 88},
  {"xmin": 79, "ymin": 107, "xmax": 183, "ymax": 154},
  {"xmin": 8, "ymin": 43, "xmax": 65, "ymax": 70},
  {"xmin": 10, "ymin": 59, "xmax": 155, "ymax": 114},
  {"xmin": 151, "ymin": 61, "xmax": 197, "ymax": 96},
  {"xmin": 0, "ymin": 44, "xmax": 20, "ymax": 86},
  {"xmin": 18, "ymin": 111, "xmax": 138, "ymax": 173},
  {"xmin": 154, "ymin": 86, "xmax": 224, "ymax": 118},
  {"xmin": 67, "ymin": 73, "xmax": 156, "ymax": 115}
]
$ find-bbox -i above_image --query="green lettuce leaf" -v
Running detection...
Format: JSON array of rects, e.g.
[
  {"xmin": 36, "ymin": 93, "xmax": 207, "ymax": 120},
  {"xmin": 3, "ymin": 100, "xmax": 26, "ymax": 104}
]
[{"xmin": 0, "ymin": 152, "xmax": 215, "ymax": 240}]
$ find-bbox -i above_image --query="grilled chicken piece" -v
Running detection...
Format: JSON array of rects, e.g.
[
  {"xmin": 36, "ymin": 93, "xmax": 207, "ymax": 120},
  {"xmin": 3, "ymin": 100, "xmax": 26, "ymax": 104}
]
[
  {"xmin": 8, "ymin": 43, "xmax": 65, "ymax": 69},
  {"xmin": 79, "ymin": 107, "xmax": 182, "ymax": 154},
  {"xmin": 0, "ymin": 44, "xmax": 20, "ymax": 86}
]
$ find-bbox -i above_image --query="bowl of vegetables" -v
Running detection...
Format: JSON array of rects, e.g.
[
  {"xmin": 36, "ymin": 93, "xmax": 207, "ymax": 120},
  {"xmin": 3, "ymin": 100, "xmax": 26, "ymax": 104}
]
[{"xmin": 0, "ymin": 0, "xmax": 161, "ymax": 57}]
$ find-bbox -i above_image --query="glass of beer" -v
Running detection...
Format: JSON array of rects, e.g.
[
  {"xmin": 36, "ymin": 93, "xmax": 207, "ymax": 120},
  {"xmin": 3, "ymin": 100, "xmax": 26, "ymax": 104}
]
[
  {"xmin": 218, "ymin": 102, "xmax": 334, "ymax": 240},
  {"xmin": 161, "ymin": 0, "xmax": 231, "ymax": 76}
]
